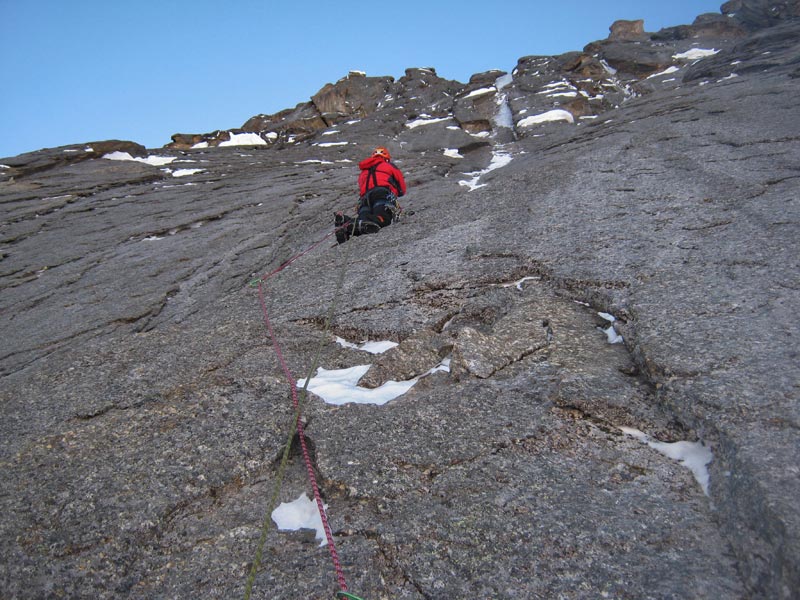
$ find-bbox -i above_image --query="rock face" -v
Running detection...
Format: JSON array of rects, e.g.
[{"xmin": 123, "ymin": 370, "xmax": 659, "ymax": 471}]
[
  {"xmin": 723, "ymin": 0, "xmax": 800, "ymax": 29},
  {"xmin": 1, "ymin": 2, "xmax": 799, "ymax": 599}
]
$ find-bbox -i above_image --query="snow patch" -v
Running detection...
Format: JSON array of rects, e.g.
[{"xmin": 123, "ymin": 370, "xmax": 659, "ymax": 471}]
[
  {"xmin": 406, "ymin": 116, "xmax": 451, "ymax": 129},
  {"xmin": 647, "ymin": 66, "xmax": 680, "ymax": 79},
  {"xmin": 458, "ymin": 151, "xmax": 513, "ymax": 192},
  {"xmin": 492, "ymin": 72, "xmax": 515, "ymax": 130},
  {"xmin": 597, "ymin": 312, "xmax": 623, "ymax": 343},
  {"xmin": 673, "ymin": 48, "xmax": 719, "ymax": 60},
  {"xmin": 503, "ymin": 276, "xmax": 540, "ymax": 291},
  {"xmin": 495, "ymin": 102, "xmax": 514, "ymax": 128},
  {"xmin": 495, "ymin": 73, "xmax": 513, "ymax": 90},
  {"xmin": 158, "ymin": 182, "xmax": 196, "ymax": 189},
  {"xmin": 465, "ymin": 86, "xmax": 496, "ymax": 99},
  {"xmin": 172, "ymin": 168, "xmax": 204, "ymax": 177},
  {"xmin": 619, "ymin": 427, "xmax": 713, "ymax": 495},
  {"xmin": 219, "ymin": 132, "xmax": 268, "ymax": 147},
  {"xmin": 443, "ymin": 148, "xmax": 464, "ymax": 159},
  {"xmin": 542, "ymin": 81, "xmax": 573, "ymax": 90},
  {"xmin": 459, "ymin": 149, "xmax": 513, "ymax": 191},
  {"xmin": 518, "ymin": 109, "xmax": 574, "ymax": 127},
  {"xmin": 335, "ymin": 337, "xmax": 398, "ymax": 354},
  {"xmin": 271, "ymin": 493, "xmax": 328, "ymax": 547},
  {"xmin": 601, "ymin": 325, "xmax": 624, "ymax": 344},
  {"xmin": 298, "ymin": 359, "xmax": 450, "ymax": 406},
  {"xmin": 601, "ymin": 60, "xmax": 617, "ymax": 75},
  {"xmin": 103, "ymin": 152, "xmax": 178, "ymax": 166},
  {"xmin": 191, "ymin": 141, "xmax": 209, "ymax": 149}
]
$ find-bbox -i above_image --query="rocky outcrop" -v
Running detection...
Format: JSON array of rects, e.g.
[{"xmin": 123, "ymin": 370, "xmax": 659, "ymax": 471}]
[
  {"xmin": 311, "ymin": 71, "xmax": 395, "ymax": 122},
  {"xmin": 608, "ymin": 19, "xmax": 647, "ymax": 41},
  {"xmin": 0, "ymin": 139, "xmax": 147, "ymax": 178},
  {"xmin": 162, "ymin": 0, "xmax": 800, "ymax": 152},
  {"xmin": 2, "ymin": 2, "xmax": 800, "ymax": 599},
  {"xmin": 452, "ymin": 73, "xmax": 504, "ymax": 134}
]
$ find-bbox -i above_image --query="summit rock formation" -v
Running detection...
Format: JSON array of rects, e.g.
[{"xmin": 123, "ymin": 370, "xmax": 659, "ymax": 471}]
[{"xmin": 1, "ymin": 1, "xmax": 799, "ymax": 598}]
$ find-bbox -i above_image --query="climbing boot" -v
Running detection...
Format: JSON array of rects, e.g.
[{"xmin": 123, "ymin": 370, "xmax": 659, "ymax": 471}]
[
  {"xmin": 358, "ymin": 219, "xmax": 381, "ymax": 235},
  {"xmin": 335, "ymin": 212, "xmax": 350, "ymax": 244}
]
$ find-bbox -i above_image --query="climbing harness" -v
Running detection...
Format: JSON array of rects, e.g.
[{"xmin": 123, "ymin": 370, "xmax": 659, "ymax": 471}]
[{"xmin": 244, "ymin": 223, "xmax": 363, "ymax": 599}]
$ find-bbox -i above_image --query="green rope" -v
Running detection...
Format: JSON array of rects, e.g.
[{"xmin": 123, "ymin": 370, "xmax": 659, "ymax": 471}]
[{"xmin": 244, "ymin": 239, "xmax": 353, "ymax": 600}]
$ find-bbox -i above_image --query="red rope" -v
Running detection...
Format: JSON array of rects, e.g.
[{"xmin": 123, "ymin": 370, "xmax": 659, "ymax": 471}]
[
  {"xmin": 255, "ymin": 229, "xmax": 349, "ymax": 592},
  {"xmin": 254, "ymin": 230, "xmax": 338, "ymax": 283}
]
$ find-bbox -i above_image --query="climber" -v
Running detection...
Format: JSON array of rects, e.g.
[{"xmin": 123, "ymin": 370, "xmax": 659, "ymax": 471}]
[{"xmin": 335, "ymin": 146, "xmax": 406, "ymax": 244}]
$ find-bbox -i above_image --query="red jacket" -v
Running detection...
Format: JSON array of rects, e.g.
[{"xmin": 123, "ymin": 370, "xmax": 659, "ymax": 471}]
[{"xmin": 358, "ymin": 156, "xmax": 406, "ymax": 197}]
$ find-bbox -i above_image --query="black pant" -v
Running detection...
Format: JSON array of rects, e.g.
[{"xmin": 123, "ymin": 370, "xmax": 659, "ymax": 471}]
[{"xmin": 358, "ymin": 187, "xmax": 397, "ymax": 228}]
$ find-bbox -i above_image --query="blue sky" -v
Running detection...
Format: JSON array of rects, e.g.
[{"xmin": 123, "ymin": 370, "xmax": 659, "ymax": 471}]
[{"xmin": 1, "ymin": 0, "xmax": 725, "ymax": 158}]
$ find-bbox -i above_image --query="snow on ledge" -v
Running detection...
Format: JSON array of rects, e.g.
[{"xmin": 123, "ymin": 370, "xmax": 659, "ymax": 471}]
[
  {"xmin": 647, "ymin": 66, "xmax": 680, "ymax": 79},
  {"xmin": 502, "ymin": 276, "xmax": 540, "ymax": 291},
  {"xmin": 517, "ymin": 109, "xmax": 575, "ymax": 127},
  {"xmin": 171, "ymin": 168, "xmax": 204, "ymax": 177},
  {"xmin": 601, "ymin": 325, "xmax": 624, "ymax": 344},
  {"xmin": 219, "ymin": 132, "xmax": 268, "ymax": 147},
  {"xmin": 673, "ymin": 48, "xmax": 719, "ymax": 61},
  {"xmin": 335, "ymin": 337, "xmax": 398, "ymax": 354},
  {"xmin": 406, "ymin": 116, "xmax": 452, "ymax": 129},
  {"xmin": 103, "ymin": 152, "xmax": 177, "ymax": 166},
  {"xmin": 464, "ymin": 86, "xmax": 496, "ymax": 99},
  {"xmin": 597, "ymin": 312, "xmax": 624, "ymax": 344},
  {"xmin": 620, "ymin": 427, "xmax": 713, "ymax": 495}
]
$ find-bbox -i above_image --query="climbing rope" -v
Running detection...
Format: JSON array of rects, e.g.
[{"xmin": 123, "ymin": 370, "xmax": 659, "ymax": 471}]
[
  {"xmin": 244, "ymin": 223, "xmax": 357, "ymax": 599},
  {"xmin": 248, "ymin": 229, "xmax": 339, "ymax": 288}
]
